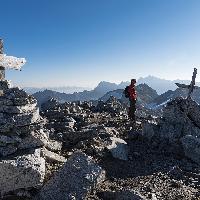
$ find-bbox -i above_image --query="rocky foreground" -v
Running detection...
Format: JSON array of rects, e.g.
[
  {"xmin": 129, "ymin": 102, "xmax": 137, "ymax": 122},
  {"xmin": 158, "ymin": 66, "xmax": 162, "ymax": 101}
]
[{"xmin": 0, "ymin": 81, "xmax": 200, "ymax": 200}]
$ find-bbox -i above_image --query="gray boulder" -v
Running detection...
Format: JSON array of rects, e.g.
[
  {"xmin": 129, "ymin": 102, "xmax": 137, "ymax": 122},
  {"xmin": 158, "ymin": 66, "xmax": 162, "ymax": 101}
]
[
  {"xmin": 142, "ymin": 97, "xmax": 200, "ymax": 164},
  {"xmin": 0, "ymin": 148, "xmax": 45, "ymax": 196},
  {"xmin": 41, "ymin": 148, "xmax": 66, "ymax": 163},
  {"xmin": 181, "ymin": 135, "xmax": 200, "ymax": 164},
  {"xmin": 36, "ymin": 152, "xmax": 105, "ymax": 200},
  {"xmin": 99, "ymin": 190, "xmax": 146, "ymax": 200},
  {"xmin": 0, "ymin": 80, "xmax": 11, "ymax": 91},
  {"xmin": 107, "ymin": 137, "xmax": 128, "ymax": 161}
]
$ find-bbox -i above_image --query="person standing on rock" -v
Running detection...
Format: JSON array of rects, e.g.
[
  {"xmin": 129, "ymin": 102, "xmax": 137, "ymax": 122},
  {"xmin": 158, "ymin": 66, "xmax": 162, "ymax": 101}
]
[{"xmin": 124, "ymin": 79, "xmax": 137, "ymax": 121}]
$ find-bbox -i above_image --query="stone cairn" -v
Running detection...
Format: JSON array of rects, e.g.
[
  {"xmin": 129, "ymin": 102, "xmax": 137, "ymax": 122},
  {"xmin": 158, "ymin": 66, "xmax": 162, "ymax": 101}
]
[
  {"xmin": 0, "ymin": 80, "xmax": 48, "ymax": 196},
  {"xmin": 0, "ymin": 39, "xmax": 49, "ymax": 196}
]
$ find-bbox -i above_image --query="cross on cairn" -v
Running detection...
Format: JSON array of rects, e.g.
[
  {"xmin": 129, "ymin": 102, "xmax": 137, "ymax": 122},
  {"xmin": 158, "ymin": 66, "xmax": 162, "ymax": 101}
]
[
  {"xmin": 0, "ymin": 39, "xmax": 26, "ymax": 81},
  {"xmin": 175, "ymin": 68, "xmax": 199, "ymax": 99}
]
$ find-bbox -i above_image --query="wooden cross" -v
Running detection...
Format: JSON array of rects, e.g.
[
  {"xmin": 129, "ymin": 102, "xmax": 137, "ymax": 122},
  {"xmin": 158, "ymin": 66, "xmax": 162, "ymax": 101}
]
[
  {"xmin": 0, "ymin": 39, "xmax": 5, "ymax": 80},
  {"xmin": 0, "ymin": 39, "xmax": 26, "ymax": 81},
  {"xmin": 175, "ymin": 68, "xmax": 199, "ymax": 98}
]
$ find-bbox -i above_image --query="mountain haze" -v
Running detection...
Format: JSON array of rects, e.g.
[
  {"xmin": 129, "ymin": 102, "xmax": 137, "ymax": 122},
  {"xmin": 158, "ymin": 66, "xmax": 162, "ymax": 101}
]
[
  {"xmin": 33, "ymin": 81, "xmax": 130, "ymax": 106},
  {"xmin": 137, "ymin": 76, "xmax": 194, "ymax": 94}
]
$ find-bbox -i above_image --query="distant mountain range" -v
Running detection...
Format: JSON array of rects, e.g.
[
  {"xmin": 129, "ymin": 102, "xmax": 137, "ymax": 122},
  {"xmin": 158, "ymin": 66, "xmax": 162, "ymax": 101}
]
[
  {"xmin": 28, "ymin": 75, "xmax": 197, "ymax": 95},
  {"xmin": 148, "ymin": 87, "xmax": 200, "ymax": 110},
  {"xmin": 137, "ymin": 75, "xmax": 196, "ymax": 94},
  {"xmin": 100, "ymin": 84, "xmax": 158, "ymax": 107},
  {"xmin": 33, "ymin": 81, "xmax": 130, "ymax": 106},
  {"xmin": 23, "ymin": 86, "xmax": 92, "ymax": 94},
  {"xmin": 32, "ymin": 76, "xmax": 199, "ymax": 107}
]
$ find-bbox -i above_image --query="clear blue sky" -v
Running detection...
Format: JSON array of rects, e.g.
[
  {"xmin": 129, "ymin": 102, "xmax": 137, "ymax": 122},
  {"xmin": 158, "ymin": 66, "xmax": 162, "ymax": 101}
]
[{"xmin": 1, "ymin": 0, "xmax": 200, "ymax": 87}]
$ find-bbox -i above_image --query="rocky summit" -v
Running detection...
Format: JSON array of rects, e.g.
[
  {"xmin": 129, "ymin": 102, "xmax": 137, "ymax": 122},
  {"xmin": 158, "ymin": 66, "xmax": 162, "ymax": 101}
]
[
  {"xmin": 143, "ymin": 96, "xmax": 200, "ymax": 165},
  {"xmin": 1, "ymin": 82, "xmax": 200, "ymax": 200},
  {"xmin": 0, "ymin": 80, "xmax": 49, "ymax": 196}
]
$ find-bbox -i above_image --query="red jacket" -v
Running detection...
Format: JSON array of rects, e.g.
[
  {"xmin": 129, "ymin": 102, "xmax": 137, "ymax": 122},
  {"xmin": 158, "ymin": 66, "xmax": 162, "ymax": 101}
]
[{"xmin": 128, "ymin": 84, "xmax": 137, "ymax": 100}]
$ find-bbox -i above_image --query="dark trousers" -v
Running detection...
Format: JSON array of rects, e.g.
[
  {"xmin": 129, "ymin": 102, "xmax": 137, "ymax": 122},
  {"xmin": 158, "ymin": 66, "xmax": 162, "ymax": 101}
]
[{"xmin": 128, "ymin": 99, "xmax": 136, "ymax": 120}]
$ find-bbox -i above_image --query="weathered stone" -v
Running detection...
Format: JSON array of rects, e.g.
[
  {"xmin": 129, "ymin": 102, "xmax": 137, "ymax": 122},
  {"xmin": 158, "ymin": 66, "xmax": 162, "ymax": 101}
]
[
  {"xmin": 4, "ymin": 88, "xmax": 29, "ymax": 99},
  {"xmin": 45, "ymin": 139, "xmax": 62, "ymax": 152},
  {"xmin": 107, "ymin": 137, "xmax": 128, "ymax": 160},
  {"xmin": 0, "ymin": 80, "xmax": 10, "ymax": 91},
  {"xmin": 0, "ymin": 135, "xmax": 21, "ymax": 146},
  {"xmin": 0, "ymin": 145, "xmax": 17, "ymax": 157},
  {"xmin": 41, "ymin": 148, "xmax": 66, "ymax": 163},
  {"xmin": 18, "ymin": 130, "xmax": 48, "ymax": 150},
  {"xmin": 36, "ymin": 152, "xmax": 105, "ymax": 200},
  {"xmin": 0, "ymin": 109, "xmax": 40, "ymax": 127},
  {"xmin": 41, "ymin": 98, "xmax": 59, "ymax": 111},
  {"xmin": 0, "ymin": 98, "xmax": 13, "ymax": 106},
  {"xmin": 12, "ymin": 108, "xmax": 40, "ymax": 126},
  {"xmin": 14, "ymin": 123, "xmax": 43, "ymax": 136},
  {"xmin": 63, "ymin": 129, "xmax": 95, "ymax": 144},
  {"xmin": 142, "ymin": 121, "xmax": 156, "ymax": 140},
  {"xmin": 0, "ymin": 103, "xmax": 37, "ymax": 114},
  {"xmin": 98, "ymin": 190, "xmax": 146, "ymax": 200},
  {"xmin": 95, "ymin": 96, "xmax": 126, "ymax": 116},
  {"xmin": 0, "ymin": 148, "xmax": 45, "ymax": 196},
  {"xmin": 181, "ymin": 135, "xmax": 200, "ymax": 165}
]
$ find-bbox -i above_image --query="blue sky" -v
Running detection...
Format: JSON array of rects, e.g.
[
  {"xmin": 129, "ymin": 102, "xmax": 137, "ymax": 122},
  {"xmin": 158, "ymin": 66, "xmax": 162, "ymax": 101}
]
[{"xmin": 1, "ymin": 0, "xmax": 200, "ymax": 87}]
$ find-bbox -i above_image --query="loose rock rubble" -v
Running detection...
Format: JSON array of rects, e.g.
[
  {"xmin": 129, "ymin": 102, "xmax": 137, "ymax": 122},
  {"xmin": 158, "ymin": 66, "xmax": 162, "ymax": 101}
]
[
  {"xmin": 36, "ymin": 152, "xmax": 105, "ymax": 200},
  {"xmin": 0, "ymin": 80, "xmax": 64, "ymax": 198},
  {"xmin": 39, "ymin": 96, "xmax": 200, "ymax": 200},
  {"xmin": 143, "ymin": 96, "xmax": 200, "ymax": 165},
  {"xmin": 1, "ymin": 82, "xmax": 200, "ymax": 200},
  {"xmin": 0, "ymin": 80, "xmax": 48, "ymax": 197}
]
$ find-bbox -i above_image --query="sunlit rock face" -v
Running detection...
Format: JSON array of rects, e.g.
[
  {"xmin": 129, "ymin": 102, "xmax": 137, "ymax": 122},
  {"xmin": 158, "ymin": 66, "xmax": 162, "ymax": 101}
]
[
  {"xmin": 142, "ymin": 96, "xmax": 200, "ymax": 164},
  {"xmin": 0, "ymin": 81, "xmax": 48, "ymax": 157},
  {"xmin": 0, "ymin": 80, "xmax": 48, "ymax": 196},
  {"xmin": 36, "ymin": 152, "xmax": 105, "ymax": 200},
  {"xmin": 0, "ymin": 148, "xmax": 45, "ymax": 196}
]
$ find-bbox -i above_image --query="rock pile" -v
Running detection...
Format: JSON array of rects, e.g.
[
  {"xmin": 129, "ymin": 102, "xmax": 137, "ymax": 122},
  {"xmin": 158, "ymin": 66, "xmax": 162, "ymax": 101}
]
[
  {"xmin": 95, "ymin": 96, "xmax": 127, "ymax": 116},
  {"xmin": 0, "ymin": 80, "xmax": 48, "ymax": 196},
  {"xmin": 41, "ymin": 98, "xmax": 92, "ymax": 139},
  {"xmin": 143, "ymin": 96, "xmax": 200, "ymax": 164},
  {"xmin": 41, "ymin": 98, "xmax": 129, "ymax": 160},
  {"xmin": 36, "ymin": 152, "xmax": 105, "ymax": 200},
  {"xmin": 38, "ymin": 95, "xmax": 200, "ymax": 200}
]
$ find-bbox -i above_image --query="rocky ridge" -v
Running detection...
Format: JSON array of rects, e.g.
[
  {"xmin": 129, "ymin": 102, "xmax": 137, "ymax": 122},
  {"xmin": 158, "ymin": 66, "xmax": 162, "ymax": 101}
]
[
  {"xmin": 39, "ymin": 95, "xmax": 200, "ymax": 200},
  {"xmin": 1, "ymin": 81, "xmax": 200, "ymax": 200},
  {"xmin": 0, "ymin": 80, "xmax": 48, "ymax": 196}
]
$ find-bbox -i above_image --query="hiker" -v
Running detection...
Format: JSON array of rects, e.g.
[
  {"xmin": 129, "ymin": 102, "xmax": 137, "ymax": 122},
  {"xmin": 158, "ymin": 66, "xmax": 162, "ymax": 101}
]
[{"xmin": 124, "ymin": 79, "xmax": 137, "ymax": 121}]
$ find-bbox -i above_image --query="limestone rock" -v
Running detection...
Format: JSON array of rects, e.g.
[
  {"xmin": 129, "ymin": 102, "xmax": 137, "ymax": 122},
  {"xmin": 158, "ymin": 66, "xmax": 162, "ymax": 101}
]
[
  {"xmin": 107, "ymin": 137, "xmax": 128, "ymax": 160},
  {"xmin": 0, "ymin": 80, "xmax": 11, "ymax": 91},
  {"xmin": 0, "ymin": 148, "xmax": 45, "ymax": 196},
  {"xmin": 36, "ymin": 152, "xmax": 105, "ymax": 200},
  {"xmin": 98, "ymin": 190, "xmax": 146, "ymax": 200},
  {"xmin": 18, "ymin": 130, "xmax": 48, "ymax": 150},
  {"xmin": 142, "ymin": 97, "xmax": 200, "ymax": 164},
  {"xmin": 181, "ymin": 135, "xmax": 200, "ymax": 165},
  {"xmin": 0, "ymin": 145, "xmax": 18, "ymax": 157},
  {"xmin": 45, "ymin": 139, "xmax": 62, "ymax": 152},
  {"xmin": 41, "ymin": 148, "xmax": 66, "ymax": 163}
]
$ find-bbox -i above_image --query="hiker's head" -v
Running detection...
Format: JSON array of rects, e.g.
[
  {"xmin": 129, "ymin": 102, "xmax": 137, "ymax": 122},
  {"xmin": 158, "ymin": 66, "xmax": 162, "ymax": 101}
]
[{"xmin": 131, "ymin": 79, "xmax": 136, "ymax": 85}]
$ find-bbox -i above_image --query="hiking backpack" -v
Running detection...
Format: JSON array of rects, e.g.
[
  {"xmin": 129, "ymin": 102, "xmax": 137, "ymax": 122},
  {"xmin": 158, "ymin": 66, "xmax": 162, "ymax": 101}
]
[{"xmin": 124, "ymin": 86, "xmax": 130, "ymax": 98}]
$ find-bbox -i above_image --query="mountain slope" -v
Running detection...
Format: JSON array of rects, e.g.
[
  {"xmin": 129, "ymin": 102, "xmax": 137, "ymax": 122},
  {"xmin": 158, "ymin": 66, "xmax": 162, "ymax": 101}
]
[
  {"xmin": 33, "ymin": 81, "xmax": 130, "ymax": 106},
  {"xmin": 149, "ymin": 87, "xmax": 200, "ymax": 109},
  {"xmin": 137, "ymin": 76, "xmax": 195, "ymax": 94},
  {"xmin": 23, "ymin": 86, "xmax": 91, "ymax": 94},
  {"xmin": 100, "ymin": 83, "xmax": 158, "ymax": 107}
]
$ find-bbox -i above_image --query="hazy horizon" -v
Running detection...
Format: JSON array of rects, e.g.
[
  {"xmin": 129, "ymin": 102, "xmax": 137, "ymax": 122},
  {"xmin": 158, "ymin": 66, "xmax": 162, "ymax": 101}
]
[{"xmin": 18, "ymin": 74, "xmax": 194, "ymax": 89}]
